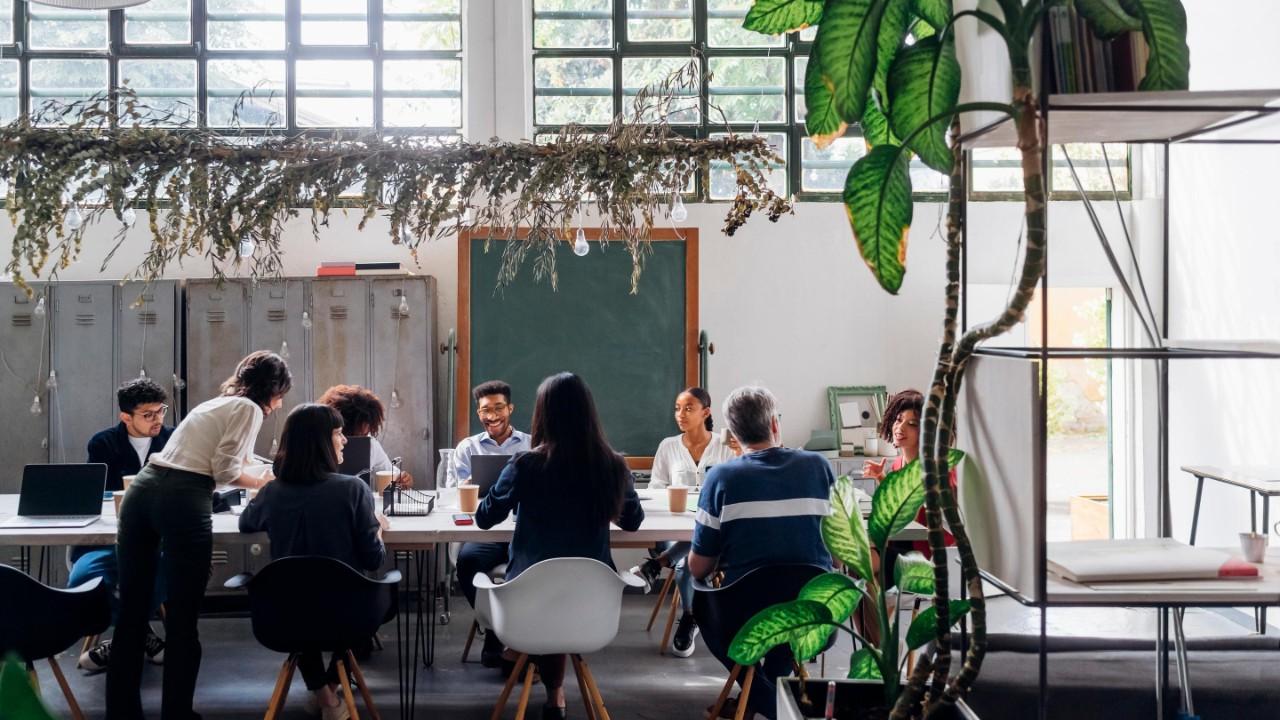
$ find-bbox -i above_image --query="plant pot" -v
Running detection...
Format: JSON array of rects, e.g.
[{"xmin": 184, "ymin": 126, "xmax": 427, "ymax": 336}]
[{"xmin": 777, "ymin": 678, "xmax": 980, "ymax": 720}]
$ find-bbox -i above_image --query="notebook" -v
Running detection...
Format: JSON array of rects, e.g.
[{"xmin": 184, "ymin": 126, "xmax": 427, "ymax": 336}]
[
  {"xmin": 2, "ymin": 464, "xmax": 107, "ymax": 528},
  {"xmin": 1047, "ymin": 538, "xmax": 1258, "ymax": 583}
]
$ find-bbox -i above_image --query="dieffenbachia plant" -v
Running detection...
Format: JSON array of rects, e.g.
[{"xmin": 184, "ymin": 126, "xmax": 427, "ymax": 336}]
[{"xmin": 739, "ymin": 0, "xmax": 1189, "ymax": 716}]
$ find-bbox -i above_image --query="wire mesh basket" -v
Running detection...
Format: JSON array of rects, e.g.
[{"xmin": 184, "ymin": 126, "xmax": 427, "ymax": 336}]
[{"xmin": 382, "ymin": 486, "xmax": 436, "ymax": 516}]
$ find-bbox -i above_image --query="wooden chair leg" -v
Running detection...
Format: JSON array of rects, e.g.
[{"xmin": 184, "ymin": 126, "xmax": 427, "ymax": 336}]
[
  {"xmin": 658, "ymin": 587, "xmax": 680, "ymax": 655},
  {"xmin": 569, "ymin": 654, "xmax": 598, "ymax": 720},
  {"xmin": 646, "ymin": 571, "xmax": 676, "ymax": 631},
  {"xmin": 577, "ymin": 656, "xmax": 611, "ymax": 720},
  {"xmin": 46, "ymin": 657, "xmax": 84, "ymax": 720},
  {"xmin": 264, "ymin": 655, "xmax": 296, "ymax": 720},
  {"xmin": 709, "ymin": 664, "xmax": 742, "ymax": 719},
  {"xmin": 334, "ymin": 658, "xmax": 361, "ymax": 720},
  {"xmin": 513, "ymin": 659, "xmax": 538, "ymax": 720},
  {"xmin": 79, "ymin": 634, "xmax": 99, "ymax": 660},
  {"xmin": 346, "ymin": 651, "xmax": 381, "ymax": 720},
  {"xmin": 26, "ymin": 661, "xmax": 39, "ymax": 697},
  {"xmin": 461, "ymin": 620, "xmax": 479, "ymax": 663},
  {"xmin": 734, "ymin": 666, "xmax": 756, "ymax": 720},
  {"xmin": 489, "ymin": 653, "xmax": 529, "ymax": 720}
]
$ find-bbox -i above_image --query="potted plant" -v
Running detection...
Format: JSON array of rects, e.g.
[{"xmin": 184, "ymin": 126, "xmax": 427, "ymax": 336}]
[
  {"xmin": 732, "ymin": 0, "xmax": 1190, "ymax": 717},
  {"xmin": 0, "ymin": 653, "xmax": 57, "ymax": 720}
]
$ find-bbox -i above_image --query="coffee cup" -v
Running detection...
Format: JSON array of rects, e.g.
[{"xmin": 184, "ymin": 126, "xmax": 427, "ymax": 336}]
[
  {"xmin": 121, "ymin": 474, "xmax": 136, "ymax": 490},
  {"xmin": 374, "ymin": 470, "xmax": 397, "ymax": 494},
  {"xmin": 668, "ymin": 485, "xmax": 690, "ymax": 513},
  {"xmin": 864, "ymin": 438, "xmax": 880, "ymax": 456},
  {"xmin": 458, "ymin": 484, "xmax": 480, "ymax": 514},
  {"xmin": 1241, "ymin": 531, "xmax": 1268, "ymax": 563},
  {"xmin": 112, "ymin": 490, "xmax": 127, "ymax": 516}
]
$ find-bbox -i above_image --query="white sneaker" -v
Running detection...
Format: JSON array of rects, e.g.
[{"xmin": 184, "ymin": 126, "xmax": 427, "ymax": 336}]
[{"xmin": 321, "ymin": 699, "xmax": 351, "ymax": 720}]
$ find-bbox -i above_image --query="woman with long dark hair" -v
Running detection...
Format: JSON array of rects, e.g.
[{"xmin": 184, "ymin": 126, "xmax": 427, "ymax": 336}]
[
  {"xmin": 239, "ymin": 403, "xmax": 387, "ymax": 720},
  {"xmin": 476, "ymin": 372, "xmax": 644, "ymax": 719},
  {"xmin": 108, "ymin": 350, "xmax": 292, "ymax": 720}
]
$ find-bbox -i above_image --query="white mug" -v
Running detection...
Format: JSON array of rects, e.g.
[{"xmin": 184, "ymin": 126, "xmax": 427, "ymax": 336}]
[{"xmin": 864, "ymin": 438, "xmax": 880, "ymax": 456}]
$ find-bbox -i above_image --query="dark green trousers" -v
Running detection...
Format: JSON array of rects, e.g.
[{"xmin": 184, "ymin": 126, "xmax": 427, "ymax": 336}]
[{"xmin": 106, "ymin": 465, "xmax": 214, "ymax": 720}]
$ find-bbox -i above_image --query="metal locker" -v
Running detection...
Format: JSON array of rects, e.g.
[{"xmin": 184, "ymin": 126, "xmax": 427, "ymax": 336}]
[
  {"xmin": 311, "ymin": 279, "xmax": 370, "ymax": 396},
  {"xmin": 115, "ymin": 281, "xmax": 181, "ymax": 424},
  {"xmin": 247, "ymin": 280, "xmax": 311, "ymax": 457},
  {"xmin": 369, "ymin": 277, "xmax": 436, "ymax": 483},
  {"xmin": 184, "ymin": 280, "xmax": 248, "ymax": 413},
  {"xmin": 49, "ymin": 283, "xmax": 117, "ymax": 463},
  {"xmin": 0, "ymin": 284, "xmax": 51, "ymax": 488}
]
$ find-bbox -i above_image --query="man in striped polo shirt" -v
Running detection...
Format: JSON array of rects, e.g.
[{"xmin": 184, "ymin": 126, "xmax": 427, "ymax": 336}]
[{"xmin": 690, "ymin": 385, "xmax": 834, "ymax": 719}]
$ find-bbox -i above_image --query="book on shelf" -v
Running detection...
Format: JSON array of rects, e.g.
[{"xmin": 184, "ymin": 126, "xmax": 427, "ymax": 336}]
[
  {"xmin": 316, "ymin": 261, "xmax": 406, "ymax": 277},
  {"xmin": 316, "ymin": 264, "xmax": 356, "ymax": 277},
  {"xmin": 1047, "ymin": 538, "xmax": 1259, "ymax": 583},
  {"xmin": 1045, "ymin": 5, "xmax": 1149, "ymax": 95}
]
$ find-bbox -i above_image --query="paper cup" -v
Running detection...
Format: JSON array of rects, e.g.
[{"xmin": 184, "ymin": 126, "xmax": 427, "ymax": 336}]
[
  {"xmin": 1241, "ymin": 532, "xmax": 1268, "ymax": 563},
  {"xmin": 121, "ymin": 474, "xmax": 136, "ymax": 490},
  {"xmin": 668, "ymin": 485, "xmax": 690, "ymax": 513},
  {"xmin": 864, "ymin": 438, "xmax": 880, "ymax": 456},
  {"xmin": 374, "ymin": 470, "xmax": 397, "ymax": 494},
  {"xmin": 458, "ymin": 484, "xmax": 480, "ymax": 514},
  {"xmin": 112, "ymin": 491, "xmax": 127, "ymax": 516}
]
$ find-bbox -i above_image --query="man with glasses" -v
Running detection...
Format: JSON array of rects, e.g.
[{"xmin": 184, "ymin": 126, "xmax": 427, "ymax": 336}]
[
  {"xmin": 72, "ymin": 377, "xmax": 174, "ymax": 672},
  {"xmin": 451, "ymin": 380, "xmax": 530, "ymax": 670}
]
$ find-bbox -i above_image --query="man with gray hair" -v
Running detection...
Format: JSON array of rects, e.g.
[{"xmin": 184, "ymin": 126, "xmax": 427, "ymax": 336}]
[{"xmin": 689, "ymin": 385, "xmax": 834, "ymax": 719}]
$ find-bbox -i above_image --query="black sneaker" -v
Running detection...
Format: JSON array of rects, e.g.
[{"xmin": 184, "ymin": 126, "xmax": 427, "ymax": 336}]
[
  {"xmin": 671, "ymin": 613, "xmax": 699, "ymax": 658},
  {"xmin": 628, "ymin": 558, "xmax": 662, "ymax": 593},
  {"xmin": 79, "ymin": 638, "xmax": 111, "ymax": 673},
  {"xmin": 144, "ymin": 626, "xmax": 165, "ymax": 665}
]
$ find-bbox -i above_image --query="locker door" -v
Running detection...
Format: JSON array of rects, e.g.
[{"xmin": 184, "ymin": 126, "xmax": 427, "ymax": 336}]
[
  {"xmin": 50, "ymin": 283, "xmax": 117, "ymax": 463},
  {"xmin": 311, "ymin": 279, "xmax": 369, "ymax": 397},
  {"xmin": 185, "ymin": 280, "xmax": 248, "ymax": 413},
  {"xmin": 247, "ymin": 280, "xmax": 310, "ymax": 457},
  {"xmin": 369, "ymin": 277, "xmax": 436, "ymax": 483},
  {"xmin": 0, "ymin": 285, "xmax": 50, "ymax": 486},
  {"xmin": 116, "ymin": 281, "xmax": 180, "ymax": 422}
]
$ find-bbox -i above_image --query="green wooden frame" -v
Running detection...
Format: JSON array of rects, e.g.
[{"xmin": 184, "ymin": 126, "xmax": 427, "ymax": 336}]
[{"xmin": 826, "ymin": 385, "xmax": 888, "ymax": 446}]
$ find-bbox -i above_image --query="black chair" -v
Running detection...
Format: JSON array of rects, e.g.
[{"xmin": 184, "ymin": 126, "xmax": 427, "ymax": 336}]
[
  {"xmin": 224, "ymin": 556, "xmax": 401, "ymax": 720},
  {"xmin": 0, "ymin": 564, "xmax": 111, "ymax": 720},
  {"xmin": 693, "ymin": 564, "xmax": 828, "ymax": 720}
]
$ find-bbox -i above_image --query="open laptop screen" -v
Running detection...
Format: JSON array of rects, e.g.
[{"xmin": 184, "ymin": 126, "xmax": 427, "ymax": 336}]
[
  {"xmin": 18, "ymin": 464, "xmax": 107, "ymax": 516},
  {"xmin": 469, "ymin": 454, "xmax": 513, "ymax": 498},
  {"xmin": 338, "ymin": 435, "xmax": 374, "ymax": 480}
]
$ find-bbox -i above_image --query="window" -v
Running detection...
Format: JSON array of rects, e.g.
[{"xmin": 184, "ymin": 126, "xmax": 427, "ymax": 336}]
[
  {"xmin": 1, "ymin": 1, "xmax": 463, "ymax": 135},
  {"xmin": 531, "ymin": 0, "xmax": 944, "ymax": 200},
  {"xmin": 971, "ymin": 143, "xmax": 1131, "ymax": 199}
]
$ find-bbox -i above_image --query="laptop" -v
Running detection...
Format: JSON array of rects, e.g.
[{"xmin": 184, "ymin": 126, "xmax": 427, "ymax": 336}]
[
  {"xmin": 338, "ymin": 435, "xmax": 374, "ymax": 482},
  {"xmin": 1, "ymin": 463, "xmax": 107, "ymax": 528},
  {"xmin": 469, "ymin": 454, "xmax": 513, "ymax": 498}
]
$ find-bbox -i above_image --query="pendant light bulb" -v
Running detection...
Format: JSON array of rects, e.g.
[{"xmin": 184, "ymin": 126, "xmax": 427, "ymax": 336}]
[
  {"xmin": 66, "ymin": 204, "xmax": 83, "ymax": 231},
  {"xmin": 670, "ymin": 194, "xmax": 688, "ymax": 222},
  {"xmin": 237, "ymin": 237, "xmax": 256, "ymax": 258},
  {"xmin": 279, "ymin": 340, "xmax": 290, "ymax": 360},
  {"xmin": 573, "ymin": 228, "xmax": 589, "ymax": 257},
  {"xmin": 30, "ymin": 395, "xmax": 41, "ymax": 416},
  {"xmin": 138, "ymin": 367, "xmax": 147, "ymax": 378},
  {"xmin": 45, "ymin": 370, "xmax": 57, "ymax": 391},
  {"xmin": 301, "ymin": 310, "xmax": 313, "ymax": 330},
  {"xmin": 33, "ymin": 296, "xmax": 46, "ymax": 318},
  {"xmin": 121, "ymin": 205, "xmax": 137, "ymax": 228},
  {"xmin": 173, "ymin": 373, "xmax": 186, "ymax": 392},
  {"xmin": 397, "ymin": 294, "xmax": 410, "ymax": 317},
  {"xmin": 390, "ymin": 389, "xmax": 403, "ymax": 409},
  {"xmin": 270, "ymin": 437, "xmax": 279, "ymax": 456}
]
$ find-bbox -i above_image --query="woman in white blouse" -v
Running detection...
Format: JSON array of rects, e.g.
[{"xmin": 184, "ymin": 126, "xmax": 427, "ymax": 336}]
[
  {"xmin": 107, "ymin": 351, "xmax": 292, "ymax": 720},
  {"xmin": 636, "ymin": 387, "xmax": 735, "ymax": 658}
]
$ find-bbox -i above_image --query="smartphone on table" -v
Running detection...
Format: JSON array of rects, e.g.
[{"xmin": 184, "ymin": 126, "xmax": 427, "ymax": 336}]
[{"xmin": 452, "ymin": 514, "xmax": 474, "ymax": 526}]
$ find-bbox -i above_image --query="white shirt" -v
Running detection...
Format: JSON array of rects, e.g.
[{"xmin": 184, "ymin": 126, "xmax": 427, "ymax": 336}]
[
  {"xmin": 151, "ymin": 395, "xmax": 264, "ymax": 487},
  {"xmin": 128, "ymin": 434, "xmax": 152, "ymax": 467},
  {"xmin": 649, "ymin": 432, "xmax": 736, "ymax": 489},
  {"xmin": 450, "ymin": 429, "xmax": 531, "ymax": 488},
  {"xmin": 369, "ymin": 436, "xmax": 394, "ymax": 474}
]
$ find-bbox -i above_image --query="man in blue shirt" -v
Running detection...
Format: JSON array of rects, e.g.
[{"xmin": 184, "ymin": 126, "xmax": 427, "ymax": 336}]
[
  {"xmin": 451, "ymin": 379, "xmax": 531, "ymax": 668},
  {"xmin": 690, "ymin": 386, "xmax": 833, "ymax": 720}
]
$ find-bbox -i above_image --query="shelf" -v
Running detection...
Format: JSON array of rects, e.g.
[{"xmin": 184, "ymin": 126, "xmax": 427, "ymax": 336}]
[
  {"xmin": 958, "ymin": 89, "xmax": 1280, "ymax": 148},
  {"xmin": 972, "ymin": 341, "xmax": 1280, "ymax": 361}
]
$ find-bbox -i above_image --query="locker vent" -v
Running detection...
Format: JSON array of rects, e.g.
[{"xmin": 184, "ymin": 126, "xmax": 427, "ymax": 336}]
[
  {"xmin": 74, "ymin": 313, "xmax": 95, "ymax": 326},
  {"xmin": 211, "ymin": 550, "xmax": 230, "ymax": 566},
  {"xmin": 391, "ymin": 308, "xmax": 409, "ymax": 320},
  {"xmin": 11, "ymin": 313, "xmax": 30, "ymax": 326},
  {"xmin": 137, "ymin": 311, "xmax": 158, "ymax": 325},
  {"xmin": 329, "ymin": 306, "xmax": 348, "ymax": 320},
  {"xmin": 205, "ymin": 310, "xmax": 226, "ymax": 324},
  {"xmin": 267, "ymin": 309, "xmax": 286, "ymax": 322}
]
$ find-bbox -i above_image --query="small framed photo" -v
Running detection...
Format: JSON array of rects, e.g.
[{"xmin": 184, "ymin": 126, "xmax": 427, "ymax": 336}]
[{"xmin": 826, "ymin": 385, "xmax": 888, "ymax": 447}]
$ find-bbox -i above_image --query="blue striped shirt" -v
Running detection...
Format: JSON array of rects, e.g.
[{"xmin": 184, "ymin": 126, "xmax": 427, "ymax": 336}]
[
  {"xmin": 450, "ymin": 429, "xmax": 531, "ymax": 488},
  {"xmin": 692, "ymin": 447, "xmax": 834, "ymax": 585}
]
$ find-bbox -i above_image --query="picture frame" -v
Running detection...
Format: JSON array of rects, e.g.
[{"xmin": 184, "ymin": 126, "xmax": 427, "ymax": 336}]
[{"xmin": 826, "ymin": 385, "xmax": 889, "ymax": 448}]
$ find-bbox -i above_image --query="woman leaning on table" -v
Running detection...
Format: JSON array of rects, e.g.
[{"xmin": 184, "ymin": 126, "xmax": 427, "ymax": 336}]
[{"xmin": 107, "ymin": 350, "xmax": 292, "ymax": 720}]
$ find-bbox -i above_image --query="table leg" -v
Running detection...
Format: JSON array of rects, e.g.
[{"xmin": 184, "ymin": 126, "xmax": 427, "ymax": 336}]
[
  {"xmin": 1189, "ymin": 477, "xmax": 1205, "ymax": 545},
  {"xmin": 1038, "ymin": 606, "xmax": 1047, "ymax": 720},
  {"xmin": 1156, "ymin": 608, "xmax": 1170, "ymax": 720},
  {"xmin": 1251, "ymin": 491, "xmax": 1257, "ymax": 533}
]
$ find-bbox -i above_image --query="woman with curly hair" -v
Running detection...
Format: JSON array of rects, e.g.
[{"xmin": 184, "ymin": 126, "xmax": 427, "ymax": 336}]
[{"xmin": 318, "ymin": 384, "xmax": 413, "ymax": 488}]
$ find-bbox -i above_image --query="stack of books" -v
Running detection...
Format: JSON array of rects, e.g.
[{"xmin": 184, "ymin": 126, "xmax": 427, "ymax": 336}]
[
  {"xmin": 1045, "ymin": 5, "xmax": 1149, "ymax": 94},
  {"xmin": 316, "ymin": 261, "xmax": 405, "ymax": 277}
]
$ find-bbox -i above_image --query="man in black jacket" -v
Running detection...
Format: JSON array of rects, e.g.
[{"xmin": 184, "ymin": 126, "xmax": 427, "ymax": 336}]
[{"xmin": 71, "ymin": 377, "xmax": 175, "ymax": 672}]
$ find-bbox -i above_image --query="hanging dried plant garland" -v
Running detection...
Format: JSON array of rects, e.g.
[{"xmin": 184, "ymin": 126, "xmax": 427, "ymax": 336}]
[{"xmin": 0, "ymin": 75, "xmax": 791, "ymax": 293}]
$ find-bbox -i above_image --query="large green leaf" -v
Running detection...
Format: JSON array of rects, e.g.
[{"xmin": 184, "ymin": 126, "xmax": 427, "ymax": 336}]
[
  {"xmin": 910, "ymin": 17, "xmax": 937, "ymax": 40},
  {"xmin": 805, "ymin": 40, "xmax": 849, "ymax": 148},
  {"xmin": 906, "ymin": 600, "xmax": 971, "ymax": 650},
  {"xmin": 860, "ymin": 93, "xmax": 900, "ymax": 147},
  {"xmin": 730, "ymin": 599, "xmax": 833, "ymax": 666},
  {"xmin": 887, "ymin": 34, "xmax": 960, "ymax": 173},
  {"xmin": 868, "ymin": 456, "xmax": 926, "ymax": 549},
  {"xmin": 1075, "ymin": 0, "xmax": 1142, "ymax": 37},
  {"xmin": 0, "ymin": 655, "xmax": 56, "ymax": 720},
  {"xmin": 744, "ymin": 0, "xmax": 825, "ymax": 34},
  {"xmin": 1121, "ymin": 0, "xmax": 1190, "ymax": 91},
  {"xmin": 791, "ymin": 574, "xmax": 866, "ymax": 661},
  {"xmin": 871, "ymin": 0, "xmax": 913, "ymax": 100},
  {"xmin": 815, "ymin": 0, "xmax": 890, "ymax": 123},
  {"xmin": 822, "ymin": 477, "xmax": 874, "ymax": 581},
  {"xmin": 911, "ymin": 0, "xmax": 951, "ymax": 31},
  {"xmin": 849, "ymin": 647, "xmax": 884, "ymax": 680},
  {"xmin": 843, "ymin": 144, "xmax": 913, "ymax": 294},
  {"xmin": 893, "ymin": 552, "xmax": 935, "ymax": 595}
]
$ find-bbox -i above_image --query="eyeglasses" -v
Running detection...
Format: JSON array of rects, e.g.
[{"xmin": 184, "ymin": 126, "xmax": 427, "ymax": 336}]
[
  {"xmin": 477, "ymin": 403, "xmax": 510, "ymax": 418},
  {"xmin": 133, "ymin": 404, "xmax": 169, "ymax": 422}
]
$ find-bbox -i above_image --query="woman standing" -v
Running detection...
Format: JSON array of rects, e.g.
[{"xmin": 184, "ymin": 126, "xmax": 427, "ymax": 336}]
[
  {"xmin": 476, "ymin": 372, "xmax": 644, "ymax": 719},
  {"xmin": 107, "ymin": 351, "xmax": 292, "ymax": 719}
]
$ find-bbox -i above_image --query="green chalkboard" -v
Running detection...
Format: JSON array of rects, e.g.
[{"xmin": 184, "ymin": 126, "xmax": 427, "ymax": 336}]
[{"xmin": 459, "ymin": 231, "xmax": 697, "ymax": 463}]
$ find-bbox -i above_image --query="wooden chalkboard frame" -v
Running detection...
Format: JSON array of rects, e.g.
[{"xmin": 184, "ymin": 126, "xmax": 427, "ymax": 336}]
[{"xmin": 457, "ymin": 227, "xmax": 699, "ymax": 470}]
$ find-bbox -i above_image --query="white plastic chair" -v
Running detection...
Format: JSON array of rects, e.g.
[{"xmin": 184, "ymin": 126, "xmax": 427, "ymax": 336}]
[
  {"xmin": 462, "ymin": 562, "xmax": 507, "ymax": 662},
  {"xmin": 474, "ymin": 557, "xmax": 644, "ymax": 720}
]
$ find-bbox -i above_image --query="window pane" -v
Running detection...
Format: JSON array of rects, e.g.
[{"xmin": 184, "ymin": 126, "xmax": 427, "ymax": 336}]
[
  {"xmin": 300, "ymin": 0, "xmax": 366, "ymax": 46},
  {"xmin": 626, "ymin": 0, "xmax": 692, "ymax": 43},
  {"xmin": 794, "ymin": 56, "xmax": 807, "ymax": 123},
  {"xmin": 710, "ymin": 132, "xmax": 786, "ymax": 199},
  {"xmin": 384, "ymin": 0, "xmax": 461, "ymax": 51},
  {"xmin": 707, "ymin": 0, "xmax": 784, "ymax": 47},
  {"xmin": 125, "ymin": 0, "xmax": 191, "ymax": 45},
  {"xmin": 622, "ymin": 57, "xmax": 699, "ymax": 124},
  {"xmin": 802, "ymin": 137, "xmax": 864, "ymax": 192},
  {"xmin": 296, "ymin": 60, "xmax": 374, "ymax": 126},
  {"xmin": 534, "ymin": 57, "xmax": 613, "ymax": 126},
  {"xmin": 0, "ymin": 60, "xmax": 17, "ymax": 123},
  {"xmin": 118, "ymin": 60, "xmax": 197, "ymax": 125},
  {"xmin": 1051, "ymin": 144, "xmax": 1129, "ymax": 194},
  {"xmin": 29, "ymin": 6, "xmax": 107, "ymax": 50},
  {"xmin": 709, "ymin": 56, "xmax": 785, "ymax": 124},
  {"xmin": 0, "ymin": 0, "xmax": 12, "ymax": 44},
  {"xmin": 533, "ymin": 0, "xmax": 611, "ymax": 49},
  {"xmin": 910, "ymin": 159, "xmax": 947, "ymax": 193},
  {"xmin": 971, "ymin": 148, "xmax": 1022, "ymax": 193},
  {"xmin": 30, "ymin": 59, "xmax": 108, "ymax": 124},
  {"xmin": 207, "ymin": 0, "xmax": 285, "ymax": 51},
  {"xmin": 383, "ymin": 59, "xmax": 462, "ymax": 128},
  {"xmin": 799, "ymin": 25, "xmax": 816, "ymax": 42},
  {"xmin": 207, "ymin": 59, "xmax": 286, "ymax": 127}
]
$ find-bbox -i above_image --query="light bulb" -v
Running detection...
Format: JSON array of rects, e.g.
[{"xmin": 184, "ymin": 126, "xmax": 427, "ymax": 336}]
[
  {"xmin": 237, "ymin": 237, "xmax": 255, "ymax": 258},
  {"xmin": 121, "ymin": 205, "xmax": 137, "ymax": 228},
  {"xmin": 279, "ymin": 340, "xmax": 290, "ymax": 360},
  {"xmin": 138, "ymin": 367, "xmax": 147, "ymax": 378},
  {"xmin": 66, "ymin": 204, "xmax": 83, "ymax": 231},
  {"xmin": 670, "ymin": 194, "xmax": 688, "ymax": 222},
  {"xmin": 301, "ymin": 311, "xmax": 313, "ymax": 330},
  {"xmin": 173, "ymin": 374, "xmax": 186, "ymax": 391},
  {"xmin": 390, "ymin": 389, "xmax": 403, "ymax": 409},
  {"xmin": 33, "ymin": 296, "xmax": 46, "ymax": 318},
  {"xmin": 30, "ymin": 395, "xmax": 41, "ymax": 416},
  {"xmin": 573, "ymin": 228, "xmax": 590, "ymax": 257},
  {"xmin": 397, "ymin": 294, "xmax": 410, "ymax": 317},
  {"xmin": 270, "ymin": 438, "xmax": 279, "ymax": 455},
  {"xmin": 45, "ymin": 370, "xmax": 57, "ymax": 391}
]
